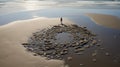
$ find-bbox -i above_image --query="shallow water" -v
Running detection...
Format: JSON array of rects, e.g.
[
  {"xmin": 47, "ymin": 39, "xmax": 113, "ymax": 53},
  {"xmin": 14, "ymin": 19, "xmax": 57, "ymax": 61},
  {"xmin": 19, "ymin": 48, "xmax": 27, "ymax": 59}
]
[
  {"xmin": 55, "ymin": 32, "xmax": 73, "ymax": 43},
  {"xmin": 0, "ymin": 0, "xmax": 120, "ymax": 67}
]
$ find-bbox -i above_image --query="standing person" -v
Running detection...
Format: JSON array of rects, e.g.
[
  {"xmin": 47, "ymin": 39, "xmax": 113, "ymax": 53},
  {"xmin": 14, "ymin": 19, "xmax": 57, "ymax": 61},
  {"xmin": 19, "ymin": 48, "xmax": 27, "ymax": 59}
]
[{"xmin": 60, "ymin": 17, "xmax": 63, "ymax": 25}]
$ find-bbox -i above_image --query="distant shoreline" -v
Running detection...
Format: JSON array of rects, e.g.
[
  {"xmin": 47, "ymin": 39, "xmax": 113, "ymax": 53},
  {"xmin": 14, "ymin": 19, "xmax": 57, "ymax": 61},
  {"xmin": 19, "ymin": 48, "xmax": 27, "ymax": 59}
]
[{"xmin": 86, "ymin": 13, "xmax": 120, "ymax": 29}]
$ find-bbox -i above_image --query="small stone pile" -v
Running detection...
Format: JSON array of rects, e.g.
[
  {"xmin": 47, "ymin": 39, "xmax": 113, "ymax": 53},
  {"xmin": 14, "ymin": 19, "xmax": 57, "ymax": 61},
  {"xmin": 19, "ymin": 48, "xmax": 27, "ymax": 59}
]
[{"xmin": 22, "ymin": 24, "xmax": 98, "ymax": 60}]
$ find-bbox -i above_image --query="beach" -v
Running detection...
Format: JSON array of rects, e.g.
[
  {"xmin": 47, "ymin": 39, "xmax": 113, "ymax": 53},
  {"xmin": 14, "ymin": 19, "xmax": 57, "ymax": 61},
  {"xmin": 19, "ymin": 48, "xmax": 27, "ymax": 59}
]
[
  {"xmin": 0, "ymin": 0, "xmax": 120, "ymax": 67},
  {"xmin": 86, "ymin": 13, "xmax": 120, "ymax": 29},
  {"xmin": 0, "ymin": 18, "xmax": 72, "ymax": 67},
  {"xmin": 0, "ymin": 16, "xmax": 120, "ymax": 67}
]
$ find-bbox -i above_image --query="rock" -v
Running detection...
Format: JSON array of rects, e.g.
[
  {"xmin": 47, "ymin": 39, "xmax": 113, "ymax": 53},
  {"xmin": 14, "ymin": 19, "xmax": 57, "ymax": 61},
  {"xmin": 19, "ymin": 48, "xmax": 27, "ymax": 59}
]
[
  {"xmin": 105, "ymin": 52, "xmax": 110, "ymax": 56},
  {"xmin": 92, "ymin": 52, "xmax": 97, "ymax": 57},
  {"xmin": 37, "ymin": 51, "xmax": 44, "ymax": 55},
  {"xmin": 52, "ymin": 51, "xmax": 56, "ymax": 55},
  {"xmin": 80, "ymin": 64, "xmax": 84, "ymax": 66},
  {"xmin": 74, "ymin": 46, "xmax": 82, "ymax": 49},
  {"xmin": 46, "ymin": 57, "xmax": 51, "ymax": 60},
  {"xmin": 71, "ymin": 44, "xmax": 76, "ymax": 47},
  {"xmin": 22, "ymin": 43, "xmax": 29, "ymax": 45},
  {"xmin": 50, "ymin": 56, "xmax": 54, "ymax": 59},
  {"xmin": 83, "ymin": 27, "xmax": 87, "ymax": 28},
  {"xmin": 96, "ymin": 44, "xmax": 101, "ymax": 46},
  {"xmin": 76, "ymin": 52, "xmax": 83, "ymax": 55},
  {"xmin": 80, "ymin": 40, "xmax": 84, "ymax": 43},
  {"xmin": 72, "ymin": 24, "xmax": 79, "ymax": 28},
  {"xmin": 43, "ymin": 39, "xmax": 47, "ymax": 42},
  {"xmin": 92, "ymin": 58, "xmax": 97, "ymax": 62},
  {"xmin": 63, "ymin": 48, "xmax": 68, "ymax": 51},
  {"xmin": 60, "ymin": 51, "xmax": 64, "ymax": 55},
  {"xmin": 98, "ymin": 39, "xmax": 101, "ymax": 42},
  {"xmin": 67, "ymin": 57, "xmax": 72, "ymax": 61},
  {"xmin": 43, "ymin": 52, "xmax": 47, "ymax": 56},
  {"xmin": 74, "ymin": 48, "xmax": 85, "ymax": 53},
  {"xmin": 78, "ymin": 48, "xmax": 85, "ymax": 51},
  {"xmin": 45, "ymin": 51, "xmax": 53, "ymax": 55},
  {"xmin": 75, "ymin": 42, "xmax": 79, "ymax": 46},
  {"xmin": 84, "ymin": 45, "xmax": 90, "ymax": 48},
  {"xmin": 56, "ymin": 55, "xmax": 60, "ymax": 58},
  {"xmin": 90, "ymin": 43, "xmax": 93, "ymax": 47},
  {"xmin": 54, "ymin": 43, "xmax": 58, "ymax": 45},
  {"xmin": 92, "ymin": 40, "xmax": 97, "ymax": 45},
  {"xmin": 59, "ymin": 58, "xmax": 63, "ymax": 60},
  {"xmin": 27, "ymin": 48, "xmax": 34, "ymax": 51},
  {"xmin": 81, "ymin": 40, "xmax": 88, "ymax": 46},
  {"xmin": 33, "ymin": 53, "xmax": 38, "ymax": 56},
  {"xmin": 64, "ymin": 51, "xmax": 68, "ymax": 54}
]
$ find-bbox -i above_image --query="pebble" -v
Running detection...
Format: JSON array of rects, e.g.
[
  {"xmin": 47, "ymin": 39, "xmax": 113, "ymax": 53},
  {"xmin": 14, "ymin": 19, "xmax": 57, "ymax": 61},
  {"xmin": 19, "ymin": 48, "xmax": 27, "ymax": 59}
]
[
  {"xmin": 76, "ymin": 52, "xmax": 83, "ymax": 55},
  {"xmin": 92, "ymin": 40, "xmax": 97, "ymax": 45},
  {"xmin": 84, "ymin": 45, "xmax": 90, "ymax": 48},
  {"xmin": 92, "ymin": 58, "xmax": 97, "ymax": 62},
  {"xmin": 92, "ymin": 52, "xmax": 97, "ymax": 57},
  {"xmin": 44, "ymin": 52, "xmax": 47, "ymax": 56},
  {"xmin": 98, "ymin": 39, "xmax": 101, "ymax": 42},
  {"xmin": 80, "ymin": 40, "xmax": 84, "ymax": 43},
  {"xmin": 27, "ymin": 48, "xmax": 33, "ymax": 51},
  {"xmin": 33, "ymin": 53, "xmax": 38, "ymax": 56},
  {"xmin": 96, "ymin": 44, "xmax": 101, "ymax": 46},
  {"xmin": 67, "ymin": 57, "xmax": 72, "ymax": 61},
  {"xmin": 105, "ymin": 52, "xmax": 110, "ymax": 56},
  {"xmin": 79, "ymin": 48, "xmax": 85, "ymax": 51},
  {"xmin": 22, "ymin": 43, "xmax": 29, "ymax": 45},
  {"xmin": 74, "ymin": 48, "xmax": 85, "ymax": 53},
  {"xmin": 46, "ymin": 57, "xmax": 51, "ymax": 60},
  {"xmin": 80, "ymin": 64, "xmax": 84, "ymax": 66},
  {"xmin": 90, "ymin": 43, "xmax": 93, "ymax": 47},
  {"xmin": 75, "ymin": 42, "xmax": 79, "ymax": 46},
  {"xmin": 43, "ymin": 39, "xmax": 47, "ymax": 41}
]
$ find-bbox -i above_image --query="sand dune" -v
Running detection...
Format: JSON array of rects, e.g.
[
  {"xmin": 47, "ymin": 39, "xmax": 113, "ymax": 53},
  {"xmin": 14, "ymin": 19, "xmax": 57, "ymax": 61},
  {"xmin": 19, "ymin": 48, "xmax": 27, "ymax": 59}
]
[
  {"xmin": 0, "ymin": 17, "xmax": 72, "ymax": 67},
  {"xmin": 86, "ymin": 13, "xmax": 120, "ymax": 29}
]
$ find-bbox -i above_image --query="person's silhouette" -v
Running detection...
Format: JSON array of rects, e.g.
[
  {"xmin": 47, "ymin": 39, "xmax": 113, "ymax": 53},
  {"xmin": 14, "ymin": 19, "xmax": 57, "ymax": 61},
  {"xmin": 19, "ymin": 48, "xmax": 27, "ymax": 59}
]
[{"xmin": 60, "ymin": 17, "xmax": 63, "ymax": 25}]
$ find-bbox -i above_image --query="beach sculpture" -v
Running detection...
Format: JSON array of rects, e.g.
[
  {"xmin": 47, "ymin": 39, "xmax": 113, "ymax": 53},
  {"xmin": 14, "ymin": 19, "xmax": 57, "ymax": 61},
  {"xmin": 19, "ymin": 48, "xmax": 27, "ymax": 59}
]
[{"xmin": 22, "ymin": 24, "xmax": 99, "ymax": 60}]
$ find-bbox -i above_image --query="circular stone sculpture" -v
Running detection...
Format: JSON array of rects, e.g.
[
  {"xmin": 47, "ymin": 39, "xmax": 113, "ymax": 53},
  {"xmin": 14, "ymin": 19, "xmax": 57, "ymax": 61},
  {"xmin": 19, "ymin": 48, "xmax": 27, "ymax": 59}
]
[{"xmin": 22, "ymin": 24, "xmax": 97, "ymax": 60}]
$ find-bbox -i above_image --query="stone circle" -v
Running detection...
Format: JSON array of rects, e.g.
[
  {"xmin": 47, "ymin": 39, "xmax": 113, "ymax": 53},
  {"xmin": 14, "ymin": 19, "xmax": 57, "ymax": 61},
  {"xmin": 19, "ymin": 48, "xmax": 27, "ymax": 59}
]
[{"xmin": 22, "ymin": 24, "xmax": 98, "ymax": 60}]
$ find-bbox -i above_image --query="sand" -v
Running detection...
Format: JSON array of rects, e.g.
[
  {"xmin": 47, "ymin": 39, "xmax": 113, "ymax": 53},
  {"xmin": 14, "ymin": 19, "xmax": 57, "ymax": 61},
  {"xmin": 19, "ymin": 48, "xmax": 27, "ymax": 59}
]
[
  {"xmin": 86, "ymin": 13, "xmax": 120, "ymax": 29},
  {"xmin": 0, "ymin": 17, "xmax": 73, "ymax": 67}
]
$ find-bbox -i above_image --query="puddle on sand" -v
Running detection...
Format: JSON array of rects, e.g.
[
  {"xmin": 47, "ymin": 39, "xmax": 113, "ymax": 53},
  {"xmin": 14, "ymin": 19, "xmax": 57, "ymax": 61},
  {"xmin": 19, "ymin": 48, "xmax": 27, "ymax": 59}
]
[{"xmin": 55, "ymin": 32, "xmax": 73, "ymax": 43}]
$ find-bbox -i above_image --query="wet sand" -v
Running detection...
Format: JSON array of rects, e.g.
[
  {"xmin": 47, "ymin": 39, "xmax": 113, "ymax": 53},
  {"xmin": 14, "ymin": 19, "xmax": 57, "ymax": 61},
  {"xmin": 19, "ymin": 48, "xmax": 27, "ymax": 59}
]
[
  {"xmin": 0, "ymin": 17, "xmax": 120, "ymax": 67},
  {"xmin": 0, "ymin": 17, "xmax": 73, "ymax": 67},
  {"xmin": 86, "ymin": 13, "xmax": 120, "ymax": 29}
]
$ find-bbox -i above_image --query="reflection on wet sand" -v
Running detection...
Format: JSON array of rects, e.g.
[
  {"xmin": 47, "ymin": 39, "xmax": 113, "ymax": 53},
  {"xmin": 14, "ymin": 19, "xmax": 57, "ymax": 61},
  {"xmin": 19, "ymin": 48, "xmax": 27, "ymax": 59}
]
[
  {"xmin": 86, "ymin": 13, "xmax": 120, "ymax": 29},
  {"xmin": 0, "ymin": 17, "xmax": 72, "ymax": 67},
  {"xmin": 0, "ymin": 17, "xmax": 120, "ymax": 67}
]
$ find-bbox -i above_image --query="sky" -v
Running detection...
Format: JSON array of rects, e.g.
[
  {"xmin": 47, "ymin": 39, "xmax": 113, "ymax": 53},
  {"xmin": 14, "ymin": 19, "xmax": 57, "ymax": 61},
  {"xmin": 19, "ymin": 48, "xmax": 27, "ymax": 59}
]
[
  {"xmin": 0, "ymin": 0, "xmax": 118, "ymax": 1},
  {"xmin": 0, "ymin": 0, "xmax": 120, "ymax": 3},
  {"xmin": 0, "ymin": 0, "xmax": 120, "ymax": 15}
]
